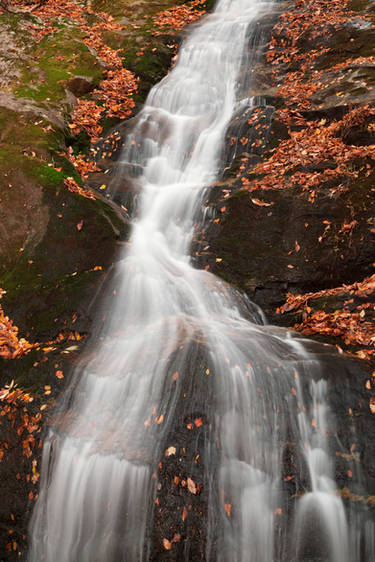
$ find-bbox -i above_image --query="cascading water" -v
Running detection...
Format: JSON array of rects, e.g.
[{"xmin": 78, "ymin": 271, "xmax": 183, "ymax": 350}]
[{"xmin": 29, "ymin": 0, "xmax": 374, "ymax": 560}]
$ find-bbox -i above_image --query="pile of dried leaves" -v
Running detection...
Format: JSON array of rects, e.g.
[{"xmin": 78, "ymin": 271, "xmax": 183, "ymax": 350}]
[
  {"xmin": 153, "ymin": 0, "xmax": 206, "ymax": 35},
  {"xmin": 236, "ymin": 0, "xmax": 375, "ymax": 202},
  {"xmin": 278, "ymin": 275, "xmax": 375, "ymax": 359},
  {"xmin": 0, "ymin": 289, "xmax": 33, "ymax": 360}
]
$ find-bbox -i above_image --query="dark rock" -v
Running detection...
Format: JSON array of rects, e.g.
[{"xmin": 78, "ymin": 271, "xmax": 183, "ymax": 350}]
[
  {"xmin": 64, "ymin": 75, "xmax": 95, "ymax": 97},
  {"xmin": 211, "ymin": 169, "xmax": 375, "ymax": 324}
]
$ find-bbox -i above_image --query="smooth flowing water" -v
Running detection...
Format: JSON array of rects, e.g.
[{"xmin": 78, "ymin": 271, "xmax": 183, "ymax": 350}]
[{"xmin": 29, "ymin": 0, "xmax": 374, "ymax": 560}]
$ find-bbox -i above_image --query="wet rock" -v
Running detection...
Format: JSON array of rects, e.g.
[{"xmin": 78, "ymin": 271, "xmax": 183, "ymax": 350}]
[{"xmin": 212, "ymin": 169, "xmax": 375, "ymax": 325}]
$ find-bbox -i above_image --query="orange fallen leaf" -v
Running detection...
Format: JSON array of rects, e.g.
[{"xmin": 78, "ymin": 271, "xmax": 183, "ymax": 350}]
[
  {"xmin": 251, "ymin": 198, "xmax": 274, "ymax": 207},
  {"xmin": 187, "ymin": 477, "xmax": 197, "ymax": 494},
  {"xmin": 162, "ymin": 538, "xmax": 172, "ymax": 551}
]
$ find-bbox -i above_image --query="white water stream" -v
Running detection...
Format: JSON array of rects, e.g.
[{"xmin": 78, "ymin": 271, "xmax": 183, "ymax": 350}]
[{"xmin": 29, "ymin": 0, "xmax": 373, "ymax": 560}]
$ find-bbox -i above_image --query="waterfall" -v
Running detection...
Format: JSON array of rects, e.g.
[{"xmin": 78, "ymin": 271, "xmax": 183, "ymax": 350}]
[{"xmin": 29, "ymin": 0, "xmax": 373, "ymax": 560}]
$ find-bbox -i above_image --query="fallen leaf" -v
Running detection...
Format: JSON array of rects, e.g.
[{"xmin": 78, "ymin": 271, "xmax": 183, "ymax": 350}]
[
  {"xmin": 162, "ymin": 539, "xmax": 172, "ymax": 551},
  {"xmin": 165, "ymin": 446, "xmax": 176, "ymax": 457},
  {"xmin": 187, "ymin": 477, "xmax": 197, "ymax": 494},
  {"xmin": 251, "ymin": 198, "xmax": 274, "ymax": 207}
]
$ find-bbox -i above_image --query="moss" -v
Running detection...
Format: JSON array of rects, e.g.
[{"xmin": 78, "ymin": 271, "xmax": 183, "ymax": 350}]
[
  {"xmin": 33, "ymin": 164, "xmax": 66, "ymax": 187},
  {"xmin": 16, "ymin": 30, "xmax": 102, "ymax": 104},
  {"xmin": 0, "ymin": 109, "xmax": 57, "ymax": 159},
  {"xmin": 91, "ymin": 0, "xmax": 198, "ymax": 19}
]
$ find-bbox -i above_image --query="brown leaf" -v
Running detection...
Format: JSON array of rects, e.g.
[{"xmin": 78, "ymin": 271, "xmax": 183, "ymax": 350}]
[
  {"xmin": 165, "ymin": 446, "xmax": 176, "ymax": 457},
  {"xmin": 187, "ymin": 477, "xmax": 197, "ymax": 494},
  {"xmin": 251, "ymin": 198, "xmax": 274, "ymax": 207},
  {"xmin": 162, "ymin": 539, "xmax": 172, "ymax": 551}
]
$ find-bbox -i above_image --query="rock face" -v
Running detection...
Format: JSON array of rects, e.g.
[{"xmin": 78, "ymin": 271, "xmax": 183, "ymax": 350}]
[
  {"xmin": 211, "ymin": 175, "xmax": 375, "ymax": 324},
  {"xmin": 210, "ymin": 0, "xmax": 375, "ymax": 346}
]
